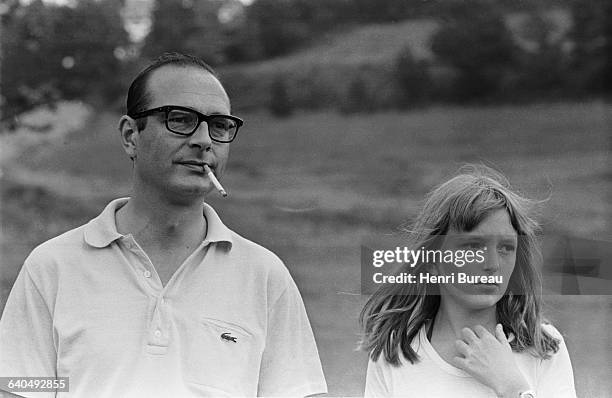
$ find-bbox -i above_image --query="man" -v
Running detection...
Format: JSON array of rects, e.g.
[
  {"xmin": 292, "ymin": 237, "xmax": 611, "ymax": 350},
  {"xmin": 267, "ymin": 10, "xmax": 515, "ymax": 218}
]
[{"xmin": 0, "ymin": 53, "xmax": 327, "ymax": 397}]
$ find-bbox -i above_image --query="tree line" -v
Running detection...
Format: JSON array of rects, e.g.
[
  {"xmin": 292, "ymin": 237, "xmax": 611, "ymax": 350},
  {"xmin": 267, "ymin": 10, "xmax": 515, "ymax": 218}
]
[{"xmin": 1, "ymin": 0, "xmax": 610, "ymax": 125}]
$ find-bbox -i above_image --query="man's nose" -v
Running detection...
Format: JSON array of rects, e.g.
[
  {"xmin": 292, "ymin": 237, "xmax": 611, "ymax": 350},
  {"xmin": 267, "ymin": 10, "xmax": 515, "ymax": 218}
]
[{"xmin": 188, "ymin": 121, "xmax": 213, "ymax": 150}]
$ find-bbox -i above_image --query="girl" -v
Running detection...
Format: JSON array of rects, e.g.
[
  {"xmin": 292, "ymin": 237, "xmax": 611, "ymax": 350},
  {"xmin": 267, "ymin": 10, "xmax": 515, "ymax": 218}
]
[{"xmin": 361, "ymin": 165, "xmax": 576, "ymax": 398}]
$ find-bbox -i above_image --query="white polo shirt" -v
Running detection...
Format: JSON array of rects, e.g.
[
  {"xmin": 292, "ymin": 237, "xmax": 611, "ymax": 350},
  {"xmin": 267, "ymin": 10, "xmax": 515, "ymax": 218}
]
[{"xmin": 0, "ymin": 198, "xmax": 327, "ymax": 397}]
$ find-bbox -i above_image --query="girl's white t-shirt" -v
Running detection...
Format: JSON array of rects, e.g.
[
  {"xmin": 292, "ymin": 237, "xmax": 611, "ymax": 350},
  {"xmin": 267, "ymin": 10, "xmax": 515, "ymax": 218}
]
[{"xmin": 365, "ymin": 324, "xmax": 577, "ymax": 398}]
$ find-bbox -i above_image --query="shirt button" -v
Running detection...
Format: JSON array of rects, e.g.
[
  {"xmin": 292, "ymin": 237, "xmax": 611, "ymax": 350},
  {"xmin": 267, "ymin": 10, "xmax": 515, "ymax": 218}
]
[
  {"xmin": 143, "ymin": 270, "xmax": 152, "ymax": 278},
  {"xmin": 154, "ymin": 330, "xmax": 162, "ymax": 338}
]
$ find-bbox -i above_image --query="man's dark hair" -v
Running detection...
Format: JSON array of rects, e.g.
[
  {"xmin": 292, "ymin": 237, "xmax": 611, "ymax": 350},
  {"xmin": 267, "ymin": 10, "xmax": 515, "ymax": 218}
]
[{"xmin": 126, "ymin": 52, "xmax": 221, "ymax": 130}]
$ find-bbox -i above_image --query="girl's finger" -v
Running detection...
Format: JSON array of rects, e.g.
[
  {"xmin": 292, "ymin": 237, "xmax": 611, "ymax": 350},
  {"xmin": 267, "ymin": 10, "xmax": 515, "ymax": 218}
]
[
  {"xmin": 460, "ymin": 327, "xmax": 478, "ymax": 344},
  {"xmin": 451, "ymin": 356, "xmax": 469, "ymax": 371},
  {"xmin": 495, "ymin": 323, "xmax": 509, "ymax": 344},
  {"xmin": 454, "ymin": 339, "xmax": 471, "ymax": 356},
  {"xmin": 473, "ymin": 324, "xmax": 490, "ymax": 338}
]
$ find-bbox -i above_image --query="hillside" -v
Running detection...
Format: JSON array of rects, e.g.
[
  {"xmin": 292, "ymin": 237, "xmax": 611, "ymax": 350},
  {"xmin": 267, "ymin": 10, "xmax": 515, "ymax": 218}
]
[
  {"xmin": 220, "ymin": 19, "xmax": 438, "ymax": 111},
  {"xmin": 219, "ymin": 9, "xmax": 572, "ymax": 112},
  {"xmin": 226, "ymin": 19, "xmax": 438, "ymax": 74}
]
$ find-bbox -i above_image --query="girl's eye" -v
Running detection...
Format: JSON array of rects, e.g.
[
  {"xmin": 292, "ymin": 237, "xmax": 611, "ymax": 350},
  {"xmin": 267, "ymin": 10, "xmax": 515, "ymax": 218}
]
[
  {"xmin": 463, "ymin": 242, "xmax": 484, "ymax": 250},
  {"xmin": 499, "ymin": 244, "xmax": 516, "ymax": 254}
]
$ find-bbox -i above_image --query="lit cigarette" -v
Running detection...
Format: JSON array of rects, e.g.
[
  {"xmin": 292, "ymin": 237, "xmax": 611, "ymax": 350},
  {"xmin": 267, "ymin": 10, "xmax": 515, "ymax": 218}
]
[{"xmin": 203, "ymin": 164, "xmax": 227, "ymax": 197}]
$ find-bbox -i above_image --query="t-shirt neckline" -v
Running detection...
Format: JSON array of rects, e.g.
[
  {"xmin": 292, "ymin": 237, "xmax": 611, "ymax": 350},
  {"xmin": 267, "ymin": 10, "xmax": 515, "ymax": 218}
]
[{"xmin": 418, "ymin": 324, "xmax": 472, "ymax": 378}]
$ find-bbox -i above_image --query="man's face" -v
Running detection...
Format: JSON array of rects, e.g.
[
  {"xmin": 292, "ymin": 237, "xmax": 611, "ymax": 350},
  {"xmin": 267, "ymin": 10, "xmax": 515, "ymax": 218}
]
[{"xmin": 133, "ymin": 65, "xmax": 231, "ymax": 204}]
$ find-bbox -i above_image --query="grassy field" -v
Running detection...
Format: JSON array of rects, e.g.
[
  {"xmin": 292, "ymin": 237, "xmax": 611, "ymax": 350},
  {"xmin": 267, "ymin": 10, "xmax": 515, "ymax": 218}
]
[{"xmin": 1, "ymin": 101, "xmax": 611, "ymax": 396}]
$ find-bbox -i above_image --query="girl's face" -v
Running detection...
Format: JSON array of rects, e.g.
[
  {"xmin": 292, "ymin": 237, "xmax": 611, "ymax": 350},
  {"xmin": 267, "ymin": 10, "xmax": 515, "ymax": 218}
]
[{"xmin": 433, "ymin": 209, "xmax": 518, "ymax": 311}]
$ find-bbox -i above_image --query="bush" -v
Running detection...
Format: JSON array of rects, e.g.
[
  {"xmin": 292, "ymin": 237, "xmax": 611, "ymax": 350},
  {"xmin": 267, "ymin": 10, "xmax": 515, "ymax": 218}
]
[
  {"xmin": 141, "ymin": 0, "xmax": 226, "ymax": 65},
  {"xmin": 430, "ymin": 0, "xmax": 519, "ymax": 101},
  {"xmin": 505, "ymin": 13, "xmax": 570, "ymax": 99},
  {"xmin": 394, "ymin": 47, "xmax": 432, "ymax": 108},
  {"xmin": 268, "ymin": 76, "xmax": 293, "ymax": 117},
  {"xmin": 568, "ymin": 0, "xmax": 611, "ymax": 95},
  {"xmin": 339, "ymin": 77, "xmax": 369, "ymax": 114},
  {"xmin": 1, "ymin": 0, "xmax": 129, "ymax": 126}
]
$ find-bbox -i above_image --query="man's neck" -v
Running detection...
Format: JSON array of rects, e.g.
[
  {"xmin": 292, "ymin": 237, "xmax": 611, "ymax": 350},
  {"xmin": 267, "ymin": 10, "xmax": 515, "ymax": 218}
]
[{"xmin": 115, "ymin": 190, "xmax": 207, "ymax": 249}]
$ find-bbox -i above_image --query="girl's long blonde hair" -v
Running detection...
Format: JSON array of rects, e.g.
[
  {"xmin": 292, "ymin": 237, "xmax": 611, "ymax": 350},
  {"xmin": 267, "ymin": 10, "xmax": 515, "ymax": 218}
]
[{"xmin": 360, "ymin": 165, "xmax": 559, "ymax": 366}]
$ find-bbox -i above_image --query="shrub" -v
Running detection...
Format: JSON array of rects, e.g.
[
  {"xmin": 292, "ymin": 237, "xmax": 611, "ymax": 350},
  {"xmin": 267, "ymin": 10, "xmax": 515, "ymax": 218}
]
[
  {"xmin": 269, "ymin": 76, "xmax": 294, "ymax": 117},
  {"xmin": 430, "ymin": 0, "xmax": 519, "ymax": 101},
  {"xmin": 340, "ymin": 76, "xmax": 369, "ymax": 114},
  {"xmin": 394, "ymin": 47, "xmax": 433, "ymax": 108}
]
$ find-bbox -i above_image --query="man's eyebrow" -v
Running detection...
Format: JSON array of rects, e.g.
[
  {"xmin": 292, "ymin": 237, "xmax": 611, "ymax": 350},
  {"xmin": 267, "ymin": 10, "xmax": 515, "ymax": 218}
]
[{"xmin": 180, "ymin": 106, "xmax": 231, "ymax": 116}]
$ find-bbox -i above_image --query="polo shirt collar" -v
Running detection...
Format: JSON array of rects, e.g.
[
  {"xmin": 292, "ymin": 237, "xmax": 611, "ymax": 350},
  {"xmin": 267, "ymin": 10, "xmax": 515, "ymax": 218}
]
[
  {"xmin": 83, "ymin": 198, "xmax": 127, "ymax": 248},
  {"xmin": 84, "ymin": 198, "xmax": 233, "ymax": 249},
  {"xmin": 202, "ymin": 202, "xmax": 233, "ymax": 248}
]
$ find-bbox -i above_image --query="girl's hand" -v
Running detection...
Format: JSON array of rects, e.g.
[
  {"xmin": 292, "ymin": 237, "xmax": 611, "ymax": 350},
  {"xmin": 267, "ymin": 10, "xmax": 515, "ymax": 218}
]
[{"xmin": 451, "ymin": 324, "xmax": 531, "ymax": 397}]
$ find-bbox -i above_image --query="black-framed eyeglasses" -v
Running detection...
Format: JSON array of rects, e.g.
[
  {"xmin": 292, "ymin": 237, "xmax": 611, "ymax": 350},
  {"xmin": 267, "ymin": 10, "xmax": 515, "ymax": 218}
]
[{"xmin": 129, "ymin": 105, "xmax": 244, "ymax": 143}]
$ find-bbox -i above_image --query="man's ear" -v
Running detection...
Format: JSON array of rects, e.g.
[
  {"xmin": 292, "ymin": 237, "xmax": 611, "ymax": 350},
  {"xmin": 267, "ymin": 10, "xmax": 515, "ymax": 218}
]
[{"xmin": 119, "ymin": 115, "xmax": 139, "ymax": 160}]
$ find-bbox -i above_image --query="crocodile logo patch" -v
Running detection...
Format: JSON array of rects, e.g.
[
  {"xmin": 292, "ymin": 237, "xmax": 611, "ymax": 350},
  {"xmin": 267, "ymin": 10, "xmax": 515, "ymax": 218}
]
[{"xmin": 221, "ymin": 332, "xmax": 237, "ymax": 343}]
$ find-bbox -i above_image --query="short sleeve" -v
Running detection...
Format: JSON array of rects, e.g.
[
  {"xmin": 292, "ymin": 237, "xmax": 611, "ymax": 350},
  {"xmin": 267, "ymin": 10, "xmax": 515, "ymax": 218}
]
[
  {"xmin": 0, "ymin": 262, "xmax": 57, "ymax": 398},
  {"xmin": 257, "ymin": 278, "xmax": 327, "ymax": 397},
  {"xmin": 536, "ymin": 324, "xmax": 577, "ymax": 398},
  {"xmin": 364, "ymin": 357, "xmax": 391, "ymax": 397}
]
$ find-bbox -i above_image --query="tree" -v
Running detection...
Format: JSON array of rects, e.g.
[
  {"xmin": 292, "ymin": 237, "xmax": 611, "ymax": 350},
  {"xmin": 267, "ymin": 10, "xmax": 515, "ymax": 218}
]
[
  {"xmin": 1, "ymin": 0, "xmax": 129, "ymax": 127},
  {"xmin": 141, "ymin": 0, "xmax": 227, "ymax": 65},
  {"xmin": 268, "ymin": 76, "xmax": 293, "ymax": 117},
  {"xmin": 430, "ymin": 0, "xmax": 519, "ymax": 101},
  {"xmin": 394, "ymin": 47, "xmax": 432, "ymax": 107},
  {"xmin": 512, "ymin": 12, "xmax": 569, "ymax": 98},
  {"xmin": 246, "ymin": 0, "xmax": 311, "ymax": 58},
  {"xmin": 349, "ymin": 0, "xmax": 429, "ymax": 22},
  {"xmin": 219, "ymin": 1, "xmax": 264, "ymax": 63},
  {"xmin": 340, "ymin": 76, "xmax": 369, "ymax": 114},
  {"xmin": 54, "ymin": 0, "xmax": 129, "ymax": 99},
  {"xmin": 569, "ymin": 0, "xmax": 611, "ymax": 94}
]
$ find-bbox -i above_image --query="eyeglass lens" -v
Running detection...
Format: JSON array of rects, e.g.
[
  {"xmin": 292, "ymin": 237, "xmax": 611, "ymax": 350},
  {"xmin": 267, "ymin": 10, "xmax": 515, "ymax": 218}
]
[{"xmin": 167, "ymin": 109, "xmax": 237, "ymax": 141}]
